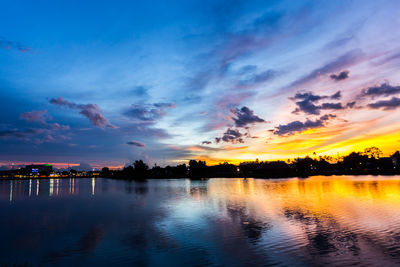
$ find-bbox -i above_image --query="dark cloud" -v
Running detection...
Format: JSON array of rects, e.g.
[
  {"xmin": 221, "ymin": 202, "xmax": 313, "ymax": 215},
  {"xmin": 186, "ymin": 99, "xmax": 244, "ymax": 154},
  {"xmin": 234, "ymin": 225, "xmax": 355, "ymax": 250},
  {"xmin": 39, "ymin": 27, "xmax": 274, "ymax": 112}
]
[
  {"xmin": 291, "ymin": 91, "xmax": 344, "ymax": 115},
  {"xmin": 320, "ymin": 102, "xmax": 344, "ymax": 110},
  {"xmin": 231, "ymin": 106, "xmax": 265, "ymax": 127},
  {"xmin": 124, "ymin": 102, "xmax": 175, "ymax": 122},
  {"xmin": 50, "ymin": 97, "xmax": 115, "ymax": 128},
  {"xmin": 346, "ymin": 101, "xmax": 356, "ymax": 108},
  {"xmin": 127, "ymin": 141, "xmax": 146, "ymax": 147},
  {"xmin": 274, "ymin": 114, "xmax": 335, "ymax": 136},
  {"xmin": 362, "ymin": 83, "xmax": 400, "ymax": 97},
  {"xmin": 215, "ymin": 128, "xmax": 244, "ymax": 143},
  {"xmin": 20, "ymin": 110, "xmax": 48, "ymax": 124},
  {"xmin": 330, "ymin": 70, "xmax": 349, "ymax": 81},
  {"xmin": 330, "ymin": 91, "xmax": 342, "ymax": 100},
  {"xmin": 0, "ymin": 38, "xmax": 32, "ymax": 53},
  {"xmin": 367, "ymin": 97, "xmax": 400, "ymax": 110},
  {"xmin": 202, "ymin": 141, "xmax": 212, "ymax": 145}
]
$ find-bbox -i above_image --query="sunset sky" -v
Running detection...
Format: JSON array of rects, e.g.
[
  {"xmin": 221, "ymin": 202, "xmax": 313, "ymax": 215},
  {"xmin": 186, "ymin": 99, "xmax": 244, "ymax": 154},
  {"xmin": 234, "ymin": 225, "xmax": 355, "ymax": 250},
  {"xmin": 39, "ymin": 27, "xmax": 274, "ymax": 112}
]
[{"xmin": 1, "ymin": 0, "xmax": 400, "ymax": 168}]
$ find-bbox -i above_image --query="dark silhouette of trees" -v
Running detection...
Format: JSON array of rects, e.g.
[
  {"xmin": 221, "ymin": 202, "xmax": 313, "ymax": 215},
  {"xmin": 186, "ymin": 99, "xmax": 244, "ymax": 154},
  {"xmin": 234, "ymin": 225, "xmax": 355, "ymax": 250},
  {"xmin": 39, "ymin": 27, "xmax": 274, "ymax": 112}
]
[
  {"xmin": 2, "ymin": 147, "xmax": 393, "ymax": 180},
  {"xmin": 101, "ymin": 167, "xmax": 111, "ymax": 177},
  {"xmin": 189, "ymin": 160, "xmax": 207, "ymax": 178},
  {"xmin": 100, "ymin": 148, "xmax": 400, "ymax": 180},
  {"xmin": 133, "ymin": 160, "xmax": 149, "ymax": 179}
]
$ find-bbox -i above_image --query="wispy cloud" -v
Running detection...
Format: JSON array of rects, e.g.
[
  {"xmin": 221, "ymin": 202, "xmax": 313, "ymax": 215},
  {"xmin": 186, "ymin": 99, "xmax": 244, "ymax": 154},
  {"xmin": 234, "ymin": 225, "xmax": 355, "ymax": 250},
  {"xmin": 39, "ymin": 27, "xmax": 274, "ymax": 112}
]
[
  {"xmin": 0, "ymin": 38, "xmax": 32, "ymax": 53},
  {"xmin": 124, "ymin": 102, "xmax": 175, "ymax": 122}
]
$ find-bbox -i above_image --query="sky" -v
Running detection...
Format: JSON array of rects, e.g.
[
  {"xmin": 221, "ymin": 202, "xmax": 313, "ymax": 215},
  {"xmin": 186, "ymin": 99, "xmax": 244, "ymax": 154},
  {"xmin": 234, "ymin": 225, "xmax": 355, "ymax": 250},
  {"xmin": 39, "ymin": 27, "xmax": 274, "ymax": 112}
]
[{"xmin": 1, "ymin": 0, "xmax": 400, "ymax": 169}]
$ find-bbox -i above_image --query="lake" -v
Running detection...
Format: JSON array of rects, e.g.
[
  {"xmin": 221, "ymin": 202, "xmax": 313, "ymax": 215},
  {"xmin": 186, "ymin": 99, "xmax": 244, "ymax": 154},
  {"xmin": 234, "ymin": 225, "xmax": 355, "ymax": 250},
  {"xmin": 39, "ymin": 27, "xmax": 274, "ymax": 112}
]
[{"xmin": 1, "ymin": 176, "xmax": 400, "ymax": 266}]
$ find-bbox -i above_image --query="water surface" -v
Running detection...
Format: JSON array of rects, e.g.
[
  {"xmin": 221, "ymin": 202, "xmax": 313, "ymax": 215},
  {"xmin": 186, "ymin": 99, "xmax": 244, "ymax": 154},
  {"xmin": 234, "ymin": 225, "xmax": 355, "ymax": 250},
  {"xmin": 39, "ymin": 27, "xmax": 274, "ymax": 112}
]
[{"xmin": 1, "ymin": 176, "xmax": 400, "ymax": 266}]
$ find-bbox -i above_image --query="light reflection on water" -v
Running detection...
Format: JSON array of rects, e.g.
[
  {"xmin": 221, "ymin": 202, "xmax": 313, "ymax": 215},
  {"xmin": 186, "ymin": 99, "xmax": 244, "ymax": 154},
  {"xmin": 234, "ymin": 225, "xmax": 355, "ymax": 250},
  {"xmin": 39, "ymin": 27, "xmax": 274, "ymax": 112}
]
[{"xmin": 1, "ymin": 176, "xmax": 400, "ymax": 266}]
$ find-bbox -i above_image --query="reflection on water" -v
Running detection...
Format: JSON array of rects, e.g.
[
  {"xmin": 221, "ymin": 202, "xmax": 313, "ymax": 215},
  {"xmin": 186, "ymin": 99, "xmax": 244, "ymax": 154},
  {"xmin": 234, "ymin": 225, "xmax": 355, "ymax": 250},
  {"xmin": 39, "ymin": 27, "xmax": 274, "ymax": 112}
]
[{"xmin": 1, "ymin": 176, "xmax": 400, "ymax": 266}]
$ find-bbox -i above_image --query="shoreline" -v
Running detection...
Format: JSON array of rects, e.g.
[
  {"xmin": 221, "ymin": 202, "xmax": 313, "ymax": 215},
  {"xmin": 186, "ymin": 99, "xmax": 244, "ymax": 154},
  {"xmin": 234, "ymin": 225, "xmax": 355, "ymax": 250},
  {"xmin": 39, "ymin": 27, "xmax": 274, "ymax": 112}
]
[{"xmin": 2, "ymin": 173, "xmax": 400, "ymax": 181}]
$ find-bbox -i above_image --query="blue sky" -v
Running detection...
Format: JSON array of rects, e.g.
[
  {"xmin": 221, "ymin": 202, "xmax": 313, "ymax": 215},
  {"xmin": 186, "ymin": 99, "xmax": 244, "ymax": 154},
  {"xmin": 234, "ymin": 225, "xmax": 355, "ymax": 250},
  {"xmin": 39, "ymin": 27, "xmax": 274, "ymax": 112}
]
[{"xmin": 1, "ymin": 0, "xmax": 400, "ymax": 168}]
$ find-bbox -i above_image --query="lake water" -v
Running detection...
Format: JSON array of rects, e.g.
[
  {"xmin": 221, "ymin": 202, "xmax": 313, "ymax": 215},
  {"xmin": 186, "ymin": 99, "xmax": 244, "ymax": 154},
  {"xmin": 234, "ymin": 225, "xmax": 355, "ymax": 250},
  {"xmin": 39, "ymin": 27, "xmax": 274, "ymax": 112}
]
[{"xmin": 1, "ymin": 176, "xmax": 400, "ymax": 266}]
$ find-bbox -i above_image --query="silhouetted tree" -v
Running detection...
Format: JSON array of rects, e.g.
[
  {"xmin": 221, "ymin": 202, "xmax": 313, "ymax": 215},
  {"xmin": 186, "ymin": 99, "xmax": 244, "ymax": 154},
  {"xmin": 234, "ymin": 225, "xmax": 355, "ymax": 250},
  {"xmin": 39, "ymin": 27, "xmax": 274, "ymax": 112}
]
[
  {"xmin": 101, "ymin": 167, "xmax": 111, "ymax": 177},
  {"xmin": 189, "ymin": 160, "xmax": 207, "ymax": 178},
  {"xmin": 133, "ymin": 160, "xmax": 149, "ymax": 179}
]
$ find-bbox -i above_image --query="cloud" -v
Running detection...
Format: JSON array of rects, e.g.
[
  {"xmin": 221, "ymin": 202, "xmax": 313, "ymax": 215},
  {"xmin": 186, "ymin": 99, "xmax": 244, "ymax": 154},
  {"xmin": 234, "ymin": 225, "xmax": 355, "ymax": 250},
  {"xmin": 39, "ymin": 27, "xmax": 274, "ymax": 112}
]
[
  {"xmin": 367, "ymin": 97, "xmax": 400, "ymax": 110},
  {"xmin": 362, "ymin": 83, "xmax": 400, "ymax": 97},
  {"xmin": 19, "ymin": 110, "xmax": 70, "ymax": 132},
  {"xmin": 330, "ymin": 70, "xmax": 349, "ymax": 81},
  {"xmin": 51, "ymin": 123, "xmax": 70, "ymax": 131},
  {"xmin": 0, "ymin": 38, "xmax": 32, "ymax": 53},
  {"xmin": 320, "ymin": 102, "xmax": 344, "ymax": 110},
  {"xmin": 127, "ymin": 141, "xmax": 146, "ymax": 147},
  {"xmin": 0, "ymin": 126, "xmax": 70, "ymax": 144},
  {"xmin": 291, "ymin": 91, "xmax": 345, "ymax": 115},
  {"xmin": 50, "ymin": 97, "xmax": 115, "ymax": 128},
  {"xmin": 215, "ymin": 128, "xmax": 244, "ymax": 143},
  {"xmin": 0, "ymin": 128, "xmax": 44, "ymax": 139},
  {"xmin": 124, "ymin": 102, "xmax": 175, "ymax": 121},
  {"xmin": 231, "ymin": 106, "xmax": 265, "ymax": 127},
  {"xmin": 330, "ymin": 91, "xmax": 342, "ymax": 100},
  {"xmin": 20, "ymin": 110, "xmax": 48, "ymax": 124},
  {"xmin": 288, "ymin": 50, "xmax": 364, "ymax": 89},
  {"xmin": 202, "ymin": 141, "xmax": 212, "ymax": 145},
  {"xmin": 238, "ymin": 69, "xmax": 277, "ymax": 87},
  {"xmin": 346, "ymin": 101, "xmax": 356, "ymax": 108},
  {"xmin": 273, "ymin": 114, "xmax": 335, "ymax": 136},
  {"xmin": 129, "ymin": 86, "xmax": 149, "ymax": 98}
]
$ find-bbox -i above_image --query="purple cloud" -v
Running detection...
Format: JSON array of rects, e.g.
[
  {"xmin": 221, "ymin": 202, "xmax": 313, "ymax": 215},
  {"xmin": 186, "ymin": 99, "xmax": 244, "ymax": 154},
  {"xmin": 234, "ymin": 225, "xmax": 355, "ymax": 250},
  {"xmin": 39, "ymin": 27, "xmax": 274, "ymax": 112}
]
[
  {"xmin": 20, "ymin": 110, "xmax": 48, "ymax": 124},
  {"xmin": 362, "ymin": 83, "xmax": 400, "ymax": 98},
  {"xmin": 291, "ymin": 91, "xmax": 345, "ymax": 115},
  {"xmin": 124, "ymin": 102, "xmax": 175, "ymax": 122},
  {"xmin": 231, "ymin": 106, "xmax": 265, "ymax": 127},
  {"xmin": 127, "ymin": 141, "xmax": 146, "ymax": 147},
  {"xmin": 330, "ymin": 70, "xmax": 349, "ymax": 81},
  {"xmin": 273, "ymin": 114, "xmax": 336, "ymax": 136},
  {"xmin": 368, "ymin": 97, "xmax": 400, "ymax": 110},
  {"xmin": 215, "ymin": 128, "xmax": 244, "ymax": 143},
  {"xmin": 50, "ymin": 97, "xmax": 116, "ymax": 128}
]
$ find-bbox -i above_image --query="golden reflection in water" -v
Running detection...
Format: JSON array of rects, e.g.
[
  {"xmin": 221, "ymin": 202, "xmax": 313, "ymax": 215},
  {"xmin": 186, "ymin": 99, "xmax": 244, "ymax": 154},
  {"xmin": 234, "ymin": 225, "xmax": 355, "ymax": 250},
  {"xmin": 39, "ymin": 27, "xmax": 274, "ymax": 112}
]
[
  {"xmin": 92, "ymin": 178, "xmax": 95, "ymax": 196},
  {"xmin": 49, "ymin": 179, "xmax": 54, "ymax": 196},
  {"xmin": 9, "ymin": 182, "xmax": 12, "ymax": 202},
  {"xmin": 207, "ymin": 176, "xmax": 400, "ymax": 235}
]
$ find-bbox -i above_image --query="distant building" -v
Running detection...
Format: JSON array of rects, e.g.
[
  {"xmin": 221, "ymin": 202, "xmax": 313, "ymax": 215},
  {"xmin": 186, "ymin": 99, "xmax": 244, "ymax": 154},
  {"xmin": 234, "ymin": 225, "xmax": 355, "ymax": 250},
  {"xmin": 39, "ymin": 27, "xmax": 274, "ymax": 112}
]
[{"xmin": 25, "ymin": 164, "xmax": 52, "ymax": 174}]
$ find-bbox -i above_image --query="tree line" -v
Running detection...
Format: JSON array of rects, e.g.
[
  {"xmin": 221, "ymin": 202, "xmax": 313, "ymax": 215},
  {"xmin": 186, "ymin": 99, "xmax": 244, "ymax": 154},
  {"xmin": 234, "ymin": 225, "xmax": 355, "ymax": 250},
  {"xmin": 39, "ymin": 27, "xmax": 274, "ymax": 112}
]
[{"xmin": 101, "ymin": 147, "xmax": 400, "ymax": 180}]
